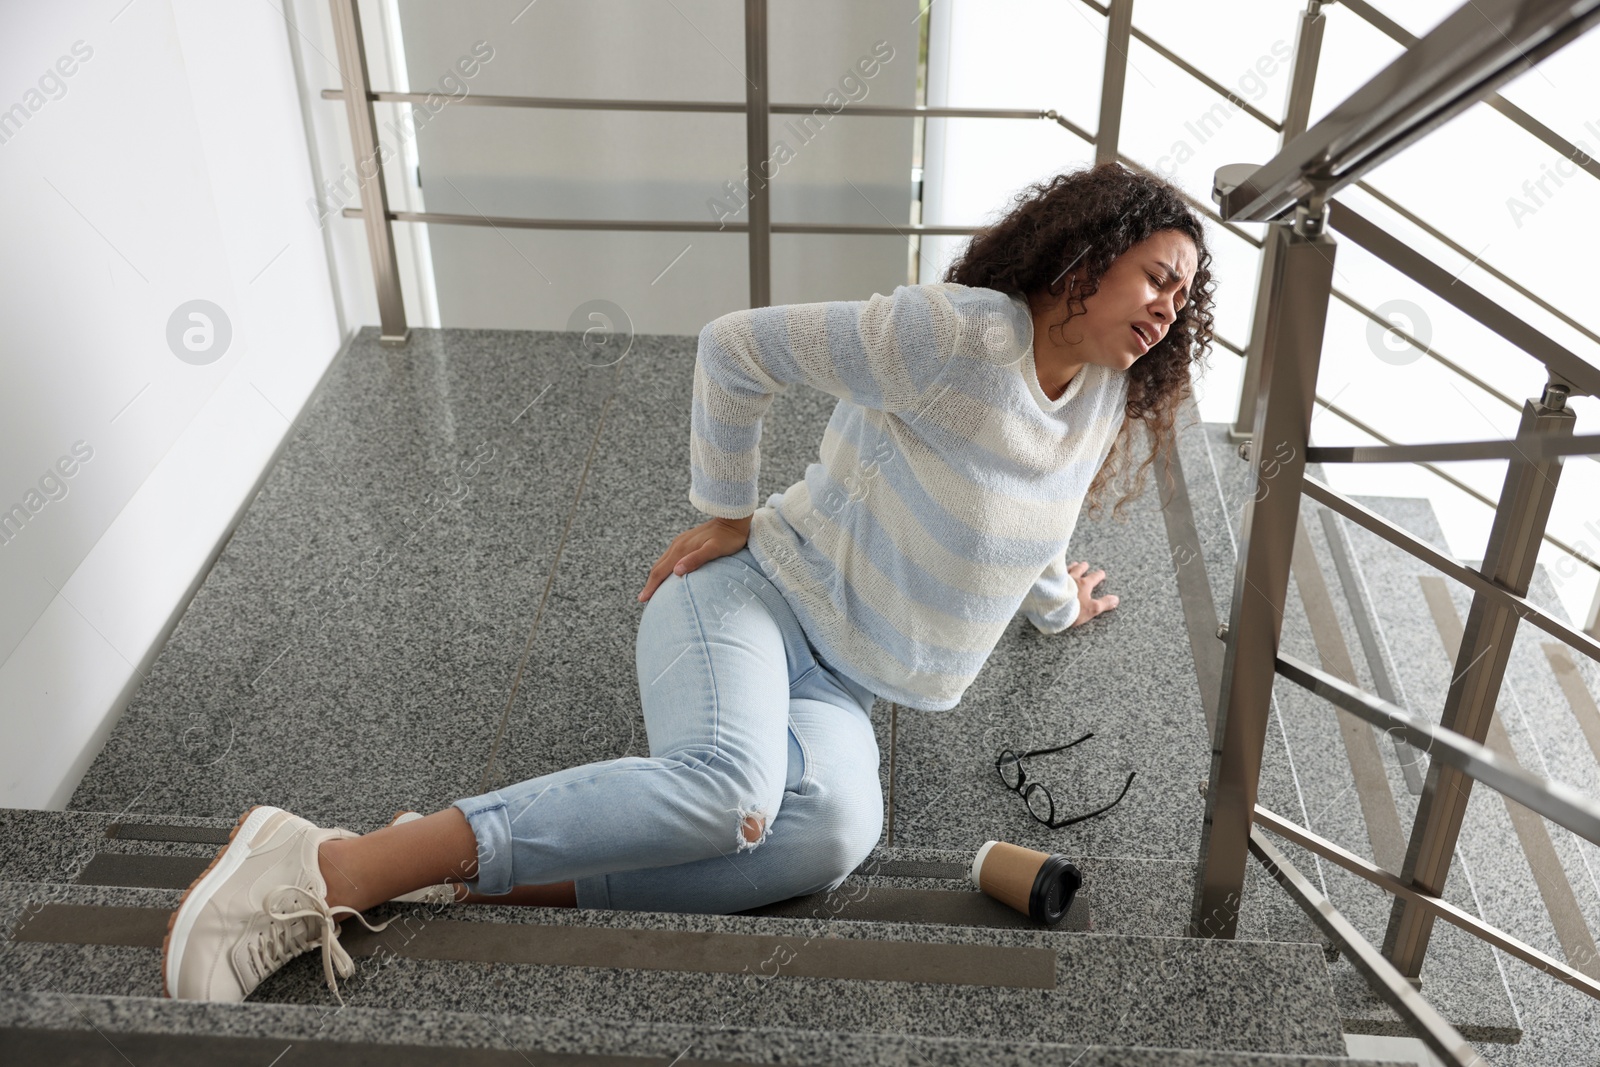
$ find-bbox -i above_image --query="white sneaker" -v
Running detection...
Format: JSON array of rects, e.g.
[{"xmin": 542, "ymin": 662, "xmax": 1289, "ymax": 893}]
[
  {"xmin": 385, "ymin": 810, "xmax": 461, "ymax": 906},
  {"xmin": 162, "ymin": 805, "xmax": 390, "ymax": 1004}
]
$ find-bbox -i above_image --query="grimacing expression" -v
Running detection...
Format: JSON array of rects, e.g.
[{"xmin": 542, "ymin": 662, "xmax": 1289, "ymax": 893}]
[{"xmin": 1053, "ymin": 230, "xmax": 1197, "ymax": 371}]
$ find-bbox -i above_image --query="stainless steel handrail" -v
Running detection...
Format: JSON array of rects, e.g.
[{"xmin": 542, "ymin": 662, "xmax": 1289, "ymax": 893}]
[
  {"xmin": 1195, "ymin": 0, "xmax": 1600, "ymax": 1023},
  {"xmin": 329, "ymin": 0, "xmax": 407, "ymax": 345},
  {"xmin": 1216, "ymin": 0, "xmax": 1600, "ymax": 224},
  {"xmin": 1255, "ymin": 804, "xmax": 1600, "ymax": 1000},
  {"xmin": 1341, "ymin": 0, "xmax": 1600, "ymax": 187},
  {"xmin": 1307, "ymin": 432, "xmax": 1600, "ymax": 464},
  {"xmin": 319, "ymin": 0, "xmax": 1600, "ymax": 1047},
  {"xmin": 324, "ymin": 0, "xmax": 1595, "ymax": 427},
  {"xmin": 337, "ymin": 207, "xmax": 995, "ymax": 236},
  {"xmin": 1302, "ymin": 474, "xmax": 1600, "ymax": 692},
  {"xmin": 743, "ymin": 0, "xmax": 769, "ymax": 309},
  {"xmin": 1277, "ymin": 650, "xmax": 1600, "ymax": 840},
  {"xmin": 317, "ymin": 89, "xmax": 1075, "ymax": 121},
  {"xmin": 1095, "ymin": 0, "xmax": 1134, "ymax": 165},
  {"xmin": 1222, "ymin": 0, "xmax": 1600, "ymax": 431},
  {"xmin": 1312, "ymin": 394, "xmax": 1600, "ymax": 573},
  {"xmin": 1249, "ymin": 828, "xmax": 1481, "ymax": 1067}
]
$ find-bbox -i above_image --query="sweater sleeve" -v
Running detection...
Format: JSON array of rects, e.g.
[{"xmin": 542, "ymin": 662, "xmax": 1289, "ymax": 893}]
[
  {"xmin": 1020, "ymin": 548, "xmax": 1081, "ymax": 634},
  {"xmin": 688, "ymin": 284, "xmax": 965, "ymax": 520}
]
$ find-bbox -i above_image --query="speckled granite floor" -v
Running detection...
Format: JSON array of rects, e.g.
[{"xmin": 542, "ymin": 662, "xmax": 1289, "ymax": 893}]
[
  {"xmin": 67, "ymin": 327, "xmax": 886, "ymax": 829},
  {"xmin": 67, "ymin": 327, "xmax": 1229, "ymax": 884},
  {"xmin": 12, "ymin": 328, "xmax": 1387, "ymax": 1060}
]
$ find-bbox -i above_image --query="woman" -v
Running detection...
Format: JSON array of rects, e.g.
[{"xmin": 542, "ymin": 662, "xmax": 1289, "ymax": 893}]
[{"xmin": 161, "ymin": 161, "xmax": 1215, "ymax": 1004}]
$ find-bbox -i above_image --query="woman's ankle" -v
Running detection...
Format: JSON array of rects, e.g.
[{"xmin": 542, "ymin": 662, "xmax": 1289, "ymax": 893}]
[{"xmin": 317, "ymin": 837, "xmax": 368, "ymax": 913}]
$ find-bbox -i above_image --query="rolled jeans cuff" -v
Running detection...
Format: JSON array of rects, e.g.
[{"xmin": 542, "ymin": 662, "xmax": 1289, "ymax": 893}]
[{"xmin": 452, "ymin": 794, "xmax": 515, "ymax": 897}]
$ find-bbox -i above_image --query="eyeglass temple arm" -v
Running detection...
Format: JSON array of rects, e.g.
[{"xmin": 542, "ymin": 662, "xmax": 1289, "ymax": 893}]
[
  {"xmin": 1017, "ymin": 731, "xmax": 1094, "ymax": 760},
  {"xmin": 1050, "ymin": 770, "xmax": 1137, "ymax": 828}
]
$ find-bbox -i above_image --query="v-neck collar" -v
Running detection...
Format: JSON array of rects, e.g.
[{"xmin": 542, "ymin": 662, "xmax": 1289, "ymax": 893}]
[{"xmin": 1006, "ymin": 290, "xmax": 1085, "ymax": 414}]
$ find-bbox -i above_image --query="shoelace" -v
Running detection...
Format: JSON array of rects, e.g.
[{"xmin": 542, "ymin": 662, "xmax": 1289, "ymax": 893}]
[{"xmin": 250, "ymin": 883, "xmax": 392, "ymax": 1005}]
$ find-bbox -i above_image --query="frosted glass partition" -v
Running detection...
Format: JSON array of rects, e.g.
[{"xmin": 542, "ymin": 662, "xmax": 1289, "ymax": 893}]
[{"xmin": 394, "ymin": 0, "xmax": 920, "ymax": 332}]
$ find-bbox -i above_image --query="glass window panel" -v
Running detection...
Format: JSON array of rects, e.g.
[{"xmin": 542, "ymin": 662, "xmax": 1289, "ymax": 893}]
[
  {"xmin": 933, "ymin": 0, "xmax": 1105, "ymax": 134},
  {"xmin": 1491, "ymin": 26, "xmax": 1600, "ymax": 172},
  {"xmin": 1305, "ymin": 7, "xmax": 1404, "ymax": 130},
  {"xmin": 919, "ymin": 116, "xmax": 1097, "ymax": 282},
  {"xmin": 1350, "ymin": 104, "xmax": 1600, "ymax": 369},
  {"xmin": 421, "ymin": 222, "xmax": 747, "ymax": 333},
  {"xmin": 396, "ymin": 0, "xmax": 922, "ymax": 328},
  {"xmin": 398, "ymin": 0, "xmax": 745, "ymax": 101},
  {"xmin": 1366, "ymin": 0, "xmax": 1463, "ymax": 39},
  {"xmin": 1129, "ymin": 0, "xmax": 1302, "ymax": 122},
  {"xmin": 1116, "ymin": 35, "xmax": 1280, "ymax": 347}
]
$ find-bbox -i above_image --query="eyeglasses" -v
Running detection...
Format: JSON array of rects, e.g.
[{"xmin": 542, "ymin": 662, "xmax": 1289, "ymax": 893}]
[{"xmin": 995, "ymin": 731, "xmax": 1136, "ymax": 829}]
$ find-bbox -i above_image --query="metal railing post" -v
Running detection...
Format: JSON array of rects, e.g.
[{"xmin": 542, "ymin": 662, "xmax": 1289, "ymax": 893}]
[
  {"xmin": 328, "ymin": 0, "xmax": 409, "ymax": 345},
  {"xmin": 1230, "ymin": 0, "xmax": 1326, "ymax": 442},
  {"xmin": 1094, "ymin": 0, "xmax": 1134, "ymax": 165},
  {"xmin": 1191, "ymin": 200, "xmax": 1338, "ymax": 938},
  {"xmin": 743, "ymin": 0, "xmax": 771, "ymax": 309},
  {"xmin": 1382, "ymin": 381, "xmax": 1577, "ymax": 980}
]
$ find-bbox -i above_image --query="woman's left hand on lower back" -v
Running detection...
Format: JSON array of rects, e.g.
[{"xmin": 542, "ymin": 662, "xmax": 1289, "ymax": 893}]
[{"xmin": 1066, "ymin": 561, "xmax": 1119, "ymax": 627}]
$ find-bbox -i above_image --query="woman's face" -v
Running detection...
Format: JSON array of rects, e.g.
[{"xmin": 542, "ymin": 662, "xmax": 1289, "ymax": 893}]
[{"xmin": 1037, "ymin": 229, "xmax": 1198, "ymax": 371}]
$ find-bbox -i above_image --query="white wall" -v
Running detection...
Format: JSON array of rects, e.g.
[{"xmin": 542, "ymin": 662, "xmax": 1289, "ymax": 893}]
[{"xmin": 0, "ymin": 0, "xmax": 353, "ymax": 808}]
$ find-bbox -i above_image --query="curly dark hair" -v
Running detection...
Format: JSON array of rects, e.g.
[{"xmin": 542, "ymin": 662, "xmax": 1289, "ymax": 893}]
[{"xmin": 942, "ymin": 161, "xmax": 1217, "ymax": 520}]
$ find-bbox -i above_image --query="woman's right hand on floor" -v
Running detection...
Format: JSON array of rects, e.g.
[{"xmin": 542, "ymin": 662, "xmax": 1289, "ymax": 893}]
[{"xmin": 638, "ymin": 516, "xmax": 753, "ymax": 602}]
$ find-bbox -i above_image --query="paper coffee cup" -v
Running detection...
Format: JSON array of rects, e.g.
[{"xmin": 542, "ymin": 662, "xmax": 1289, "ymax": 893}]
[{"xmin": 970, "ymin": 839, "xmax": 1082, "ymax": 925}]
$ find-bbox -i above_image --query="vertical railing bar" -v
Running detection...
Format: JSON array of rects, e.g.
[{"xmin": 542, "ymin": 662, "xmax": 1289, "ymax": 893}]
[
  {"xmin": 1094, "ymin": 0, "xmax": 1134, "ymax": 165},
  {"xmin": 1191, "ymin": 200, "xmax": 1339, "ymax": 939},
  {"xmin": 743, "ymin": 0, "xmax": 771, "ymax": 309},
  {"xmin": 328, "ymin": 0, "xmax": 408, "ymax": 345},
  {"xmin": 1231, "ymin": 0, "xmax": 1326, "ymax": 443},
  {"xmin": 1382, "ymin": 382, "xmax": 1578, "ymax": 979}
]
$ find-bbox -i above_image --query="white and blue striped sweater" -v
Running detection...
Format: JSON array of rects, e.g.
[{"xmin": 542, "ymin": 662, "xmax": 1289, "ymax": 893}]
[{"xmin": 689, "ymin": 282, "xmax": 1129, "ymax": 711}]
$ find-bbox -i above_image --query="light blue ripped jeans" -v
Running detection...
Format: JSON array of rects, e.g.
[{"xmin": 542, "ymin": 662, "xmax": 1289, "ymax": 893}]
[{"xmin": 452, "ymin": 545, "xmax": 885, "ymax": 913}]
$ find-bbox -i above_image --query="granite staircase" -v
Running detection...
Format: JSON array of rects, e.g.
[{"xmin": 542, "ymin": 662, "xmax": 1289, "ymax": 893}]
[
  {"xmin": 1174, "ymin": 415, "xmax": 1600, "ymax": 1064},
  {"xmin": 0, "ymin": 324, "xmax": 1478, "ymax": 1064}
]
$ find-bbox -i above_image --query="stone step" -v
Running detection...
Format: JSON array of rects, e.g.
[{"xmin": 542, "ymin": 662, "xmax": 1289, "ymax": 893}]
[
  {"xmin": 14, "ymin": 335, "xmax": 1361, "ymax": 1060},
  {"xmin": 0, "ymin": 991, "xmax": 1391, "ymax": 1067},
  {"xmin": 1335, "ymin": 492, "xmax": 1600, "ymax": 1061},
  {"xmin": 0, "ymin": 879, "xmax": 1349, "ymax": 1058},
  {"xmin": 1172, "ymin": 420, "xmax": 1525, "ymax": 1044},
  {"xmin": 0, "ymin": 809, "xmax": 1198, "ymax": 936}
]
